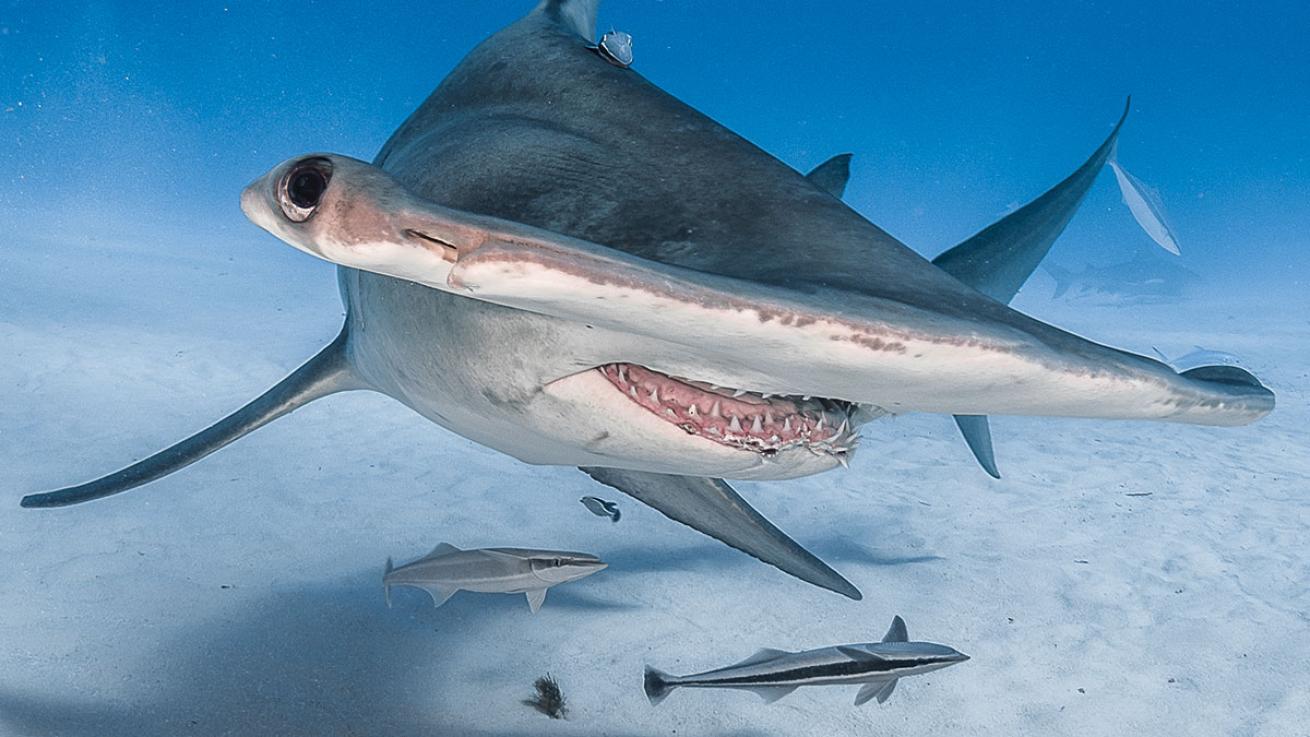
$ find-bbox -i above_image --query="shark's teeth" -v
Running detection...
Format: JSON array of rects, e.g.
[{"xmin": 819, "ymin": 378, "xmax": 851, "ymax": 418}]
[{"xmin": 597, "ymin": 362, "xmax": 857, "ymax": 460}]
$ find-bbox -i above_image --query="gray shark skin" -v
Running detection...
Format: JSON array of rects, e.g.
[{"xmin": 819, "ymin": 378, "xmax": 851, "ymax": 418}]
[
  {"xmin": 644, "ymin": 615, "xmax": 968, "ymax": 707},
  {"xmin": 1045, "ymin": 252, "xmax": 1202, "ymax": 303},
  {"xmin": 22, "ymin": 1, "xmax": 1274, "ymax": 601},
  {"xmin": 383, "ymin": 543, "xmax": 606, "ymax": 613}
]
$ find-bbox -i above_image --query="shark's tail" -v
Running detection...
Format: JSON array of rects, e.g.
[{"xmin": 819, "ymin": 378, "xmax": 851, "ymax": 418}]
[
  {"xmin": 20, "ymin": 326, "xmax": 367, "ymax": 508},
  {"xmin": 643, "ymin": 666, "xmax": 676, "ymax": 706},
  {"xmin": 384, "ymin": 557, "xmax": 395, "ymax": 608},
  {"xmin": 1044, "ymin": 263, "xmax": 1077, "ymax": 299}
]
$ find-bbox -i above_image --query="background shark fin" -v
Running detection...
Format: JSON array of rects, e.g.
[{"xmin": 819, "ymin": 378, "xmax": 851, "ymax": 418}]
[
  {"xmin": 748, "ymin": 685, "xmax": 797, "ymax": 704},
  {"xmin": 428, "ymin": 543, "xmax": 461, "ymax": 557},
  {"xmin": 525, "ymin": 588, "xmax": 548, "ymax": 613},
  {"xmin": 580, "ymin": 467, "xmax": 861, "ymax": 600},
  {"xmin": 731, "ymin": 648, "xmax": 790, "ymax": 668},
  {"xmin": 20, "ymin": 327, "xmax": 366, "ymax": 509},
  {"xmin": 952, "ymin": 415, "xmax": 1001, "ymax": 478},
  {"xmin": 1107, "ymin": 150, "xmax": 1182, "ymax": 255},
  {"xmin": 882, "ymin": 614, "xmax": 909, "ymax": 643},
  {"xmin": 855, "ymin": 678, "xmax": 898, "ymax": 706},
  {"xmin": 805, "ymin": 153, "xmax": 853, "ymax": 198},
  {"xmin": 534, "ymin": 0, "xmax": 601, "ymax": 41}
]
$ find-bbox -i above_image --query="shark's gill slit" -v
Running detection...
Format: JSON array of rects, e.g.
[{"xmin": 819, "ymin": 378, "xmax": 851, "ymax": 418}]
[
  {"xmin": 405, "ymin": 229, "xmax": 460, "ymax": 262},
  {"xmin": 597, "ymin": 363, "xmax": 858, "ymax": 457}
]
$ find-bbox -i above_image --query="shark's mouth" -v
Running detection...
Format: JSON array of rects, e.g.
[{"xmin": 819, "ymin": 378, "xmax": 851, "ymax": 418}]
[{"xmin": 598, "ymin": 363, "xmax": 858, "ymax": 460}]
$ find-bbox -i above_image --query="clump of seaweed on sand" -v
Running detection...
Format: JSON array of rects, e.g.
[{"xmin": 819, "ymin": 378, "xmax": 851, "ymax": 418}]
[{"xmin": 523, "ymin": 673, "xmax": 567, "ymax": 719}]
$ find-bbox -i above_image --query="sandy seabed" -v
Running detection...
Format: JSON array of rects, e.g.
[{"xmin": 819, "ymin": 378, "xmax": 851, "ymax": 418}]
[{"xmin": 2, "ymin": 233, "xmax": 1306, "ymax": 737}]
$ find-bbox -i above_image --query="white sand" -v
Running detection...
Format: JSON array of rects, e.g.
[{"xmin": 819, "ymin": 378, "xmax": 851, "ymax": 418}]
[{"xmin": 2, "ymin": 231, "xmax": 1306, "ymax": 737}]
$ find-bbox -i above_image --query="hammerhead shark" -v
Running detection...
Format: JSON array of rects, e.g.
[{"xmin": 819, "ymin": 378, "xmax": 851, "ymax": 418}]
[{"xmin": 22, "ymin": 1, "xmax": 1274, "ymax": 601}]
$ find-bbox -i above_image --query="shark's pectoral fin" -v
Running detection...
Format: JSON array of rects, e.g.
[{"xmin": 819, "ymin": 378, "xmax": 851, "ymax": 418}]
[
  {"xmin": 525, "ymin": 588, "xmax": 548, "ymax": 613},
  {"xmin": 20, "ymin": 327, "xmax": 367, "ymax": 509},
  {"xmin": 855, "ymin": 678, "xmax": 898, "ymax": 706},
  {"xmin": 580, "ymin": 467, "xmax": 861, "ymax": 600},
  {"xmin": 748, "ymin": 685, "xmax": 798, "ymax": 704},
  {"xmin": 805, "ymin": 153, "xmax": 853, "ymax": 198},
  {"xmin": 952, "ymin": 415, "xmax": 1000, "ymax": 479}
]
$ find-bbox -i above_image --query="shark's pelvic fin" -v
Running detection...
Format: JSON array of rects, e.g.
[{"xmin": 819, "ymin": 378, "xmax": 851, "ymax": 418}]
[
  {"xmin": 421, "ymin": 584, "xmax": 458, "ymax": 608},
  {"xmin": 855, "ymin": 678, "xmax": 898, "ymax": 706},
  {"xmin": 748, "ymin": 685, "xmax": 798, "ymax": 704},
  {"xmin": 882, "ymin": 614, "xmax": 909, "ymax": 643},
  {"xmin": 525, "ymin": 588, "xmax": 548, "ymax": 613},
  {"xmin": 534, "ymin": 0, "xmax": 601, "ymax": 41},
  {"xmin": 805, "ymin": 153, "xmax": 854, "ymax": 198},
  {"xmin": 580, "ymin": 467, "xmax": 861, "ymax": 600},
  {"xmin": 20, "ymin": 327, "xmax": 367, "ymax": 509},
  {"xmin": 930, "ymin": 99, "xmax": 1131, "ymax": 476}
]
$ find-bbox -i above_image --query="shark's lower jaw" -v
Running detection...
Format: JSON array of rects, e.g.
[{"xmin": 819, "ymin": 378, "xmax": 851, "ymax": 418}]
[{"xmin": 598, "ymin": 363, "xmax": 858, "ymax": 459}]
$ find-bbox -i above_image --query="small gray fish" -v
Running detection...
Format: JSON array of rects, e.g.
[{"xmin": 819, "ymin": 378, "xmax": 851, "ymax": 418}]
[
  {"xmin": 384, "ymin": 543, "xmax": 606, "ymax": 613},
  {"xmin": 580, "ymin": 495, "xmax": 621, "ymax": 522},
  {"xmin": 644, "ymin": 616, "xmax": 968, "ymax": 706},
  {"xmin": 597, "ymin": 30, "xmax": 633, "ymax": 68}
]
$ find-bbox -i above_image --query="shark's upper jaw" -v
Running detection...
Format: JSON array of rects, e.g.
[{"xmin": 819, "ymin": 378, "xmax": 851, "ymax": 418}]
[{"xmin": 596, "ymin": 363, "xmax": 859, "ymax": 460}]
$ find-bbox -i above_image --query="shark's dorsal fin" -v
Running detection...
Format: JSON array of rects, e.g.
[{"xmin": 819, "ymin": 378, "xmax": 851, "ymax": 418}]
[
  {"xmin": 428, "ymin": 542, "xmax": 461, "ymax": 558},
  {"xmin": 525, "ymin": 588, "xmax": 548, "ymax": 613},
  {"xmin": 882, "ymin": 615, "xmax": 908, "ymax": 643},
  {"xmin": 730, "ymin": 648, "xmax": 790, "ymax": 668},
  {"xmin": 805, "ymin": 153, "xmax": 853, "ymax": 198},
  {"xmin": 534, "ymin": 0, "xmax": 601, "ymax": 41},
  {"xmin": 855, "ymin": 678, "xmax": 898, "ymax": 706}
]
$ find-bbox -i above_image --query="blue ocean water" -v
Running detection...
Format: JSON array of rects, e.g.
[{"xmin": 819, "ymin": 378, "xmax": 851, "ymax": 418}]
[{"xmin": 2, "ymin": 3, "xmax": 1307, "ymax": 736}]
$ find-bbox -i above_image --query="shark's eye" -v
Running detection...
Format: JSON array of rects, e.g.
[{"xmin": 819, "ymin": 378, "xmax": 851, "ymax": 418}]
[
  {"xmin": 278, "ymin": 158, "xmax": 333, "ymax": 222},
  {"xmin": 552, "ymin": 558, "xmax": 564, "ymax": 567}
]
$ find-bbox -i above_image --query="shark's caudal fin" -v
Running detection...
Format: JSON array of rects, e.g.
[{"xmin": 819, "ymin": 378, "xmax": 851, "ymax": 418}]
[
  {"xmin": 930, "ymin": 99, "xmax": 1131, "ymax": 476},
  {"xmin": 20, "ymin": 327, "xmax": 366, "ymax": 508},
  {"xmin": 580, "ymin": 467, "xmax": 861, "ymax": 600},
  {"xmin": 1044, "ymin": 262, "xmax": 1078, "ymax": 299},
  {"xmin": 643, "ymin": 666, "xmax": 676, "ymax": 706},
  {"xmin": 805, "ymin": 153, "xmax": 854, "ymax": 198},
  {"xmin": 384, "ymin": 557, "xmax": 395, "ymax": 608}
]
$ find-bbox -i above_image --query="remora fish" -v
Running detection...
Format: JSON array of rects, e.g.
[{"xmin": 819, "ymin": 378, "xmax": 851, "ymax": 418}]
[
  {"xmin": 383, "ymin": 543, "xmax": 607, "ymax": 613},
  {"xmin": 580, "ymin": 495, "xmax": 621, "ymax": 522},
  {"xmin": 643, "ymin": 615, "xmax": 967, "ymax": 706},
  {"xmin": 24, "ymin": 1, "xmax": 1275, "ymax": 602}
]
